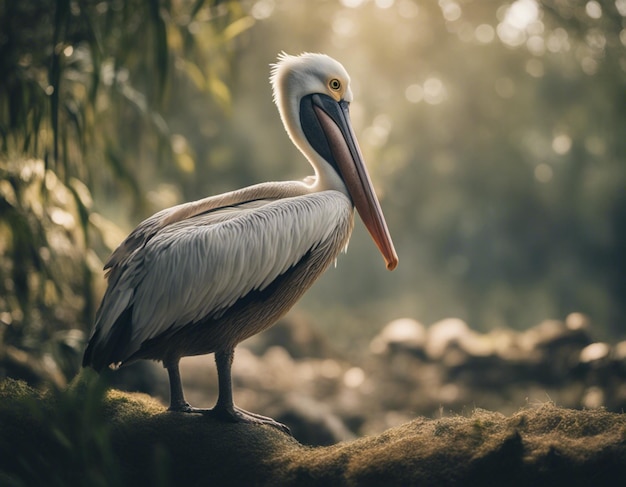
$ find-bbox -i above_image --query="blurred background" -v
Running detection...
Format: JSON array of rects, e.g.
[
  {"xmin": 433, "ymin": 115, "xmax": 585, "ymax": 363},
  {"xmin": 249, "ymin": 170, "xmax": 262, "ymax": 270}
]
[{"xmin": 1, "ymin": 0, "xmax": 625, "ymax": 444}]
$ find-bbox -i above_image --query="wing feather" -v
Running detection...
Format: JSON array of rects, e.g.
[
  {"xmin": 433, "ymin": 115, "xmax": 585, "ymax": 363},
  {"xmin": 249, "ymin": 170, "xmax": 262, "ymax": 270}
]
[{"xmin": 95, "ymin": 190, "xmax": 352, "ymax": 360}]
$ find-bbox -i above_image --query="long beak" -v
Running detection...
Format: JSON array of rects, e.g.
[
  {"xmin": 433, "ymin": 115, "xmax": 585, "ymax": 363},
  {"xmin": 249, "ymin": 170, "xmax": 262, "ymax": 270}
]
[{"xmin": 303, "ymin": 94, "xmax": 398, "ymax": 270}]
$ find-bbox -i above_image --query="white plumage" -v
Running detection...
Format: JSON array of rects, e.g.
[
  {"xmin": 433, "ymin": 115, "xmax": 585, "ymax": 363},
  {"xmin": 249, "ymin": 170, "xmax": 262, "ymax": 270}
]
[{"xmin": 127, "ymin": 191, "xmax": 352, "ymax": 352}]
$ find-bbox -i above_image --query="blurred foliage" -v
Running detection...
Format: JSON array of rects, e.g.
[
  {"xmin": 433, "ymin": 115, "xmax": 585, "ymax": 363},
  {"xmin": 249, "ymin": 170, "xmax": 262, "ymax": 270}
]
[
  {"xmin": 0, "ymin": 0, "xmax": 251, "ymax": 199},
  {"xmin": 0, "ymin": 159, "xmax": 97, "ymax": 385},
  {"xmin": 0, "ymin": 0, "xmax": 251, "ymax": 383}
]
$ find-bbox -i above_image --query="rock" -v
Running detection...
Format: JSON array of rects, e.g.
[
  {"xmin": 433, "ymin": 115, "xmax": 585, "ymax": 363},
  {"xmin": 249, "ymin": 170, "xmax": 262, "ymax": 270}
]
[
  {"xmin": 369, "ymin": 318, "xmax": 427, "ymax": 357},
  {"xmin": 579, "ymin": 342, "xmax": 611, "ymax": 365},
  {"xmin": 245, "ymin": 314, "xmax": 337, "ymax": 359},
  {"xmin": 271, "ymin": 394, "xmax": 356, "ymax": 446},
  {"xmin": 1, "ymin": 376, "xmax": 625, "ymax": 487},
  {"xmin": 425, "ymin": 318, "xmax": 472, "ymax": 360}
]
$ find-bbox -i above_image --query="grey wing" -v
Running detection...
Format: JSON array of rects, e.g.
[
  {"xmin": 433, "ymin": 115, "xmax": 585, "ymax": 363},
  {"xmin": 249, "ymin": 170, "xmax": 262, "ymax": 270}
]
[{"xmin": 90, "ymin": 191, "xmax": 352, "ymax": 364}]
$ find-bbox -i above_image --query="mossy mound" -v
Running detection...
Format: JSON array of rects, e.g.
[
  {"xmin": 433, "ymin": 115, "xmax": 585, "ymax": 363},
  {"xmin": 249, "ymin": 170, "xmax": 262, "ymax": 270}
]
[{"xmin": 1, "ymin": 374, "xmax": 625, "ymax": 487}]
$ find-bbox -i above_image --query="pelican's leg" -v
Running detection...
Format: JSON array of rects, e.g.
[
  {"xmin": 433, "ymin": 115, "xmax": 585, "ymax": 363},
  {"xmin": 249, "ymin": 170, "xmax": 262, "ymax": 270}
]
[
  {"xmin": 166, "ymin": 359, "xmax": 191, "ymax": 411},
  {"xmin": 166, "ymin": 359, "xmax": 210, "ymax": 413},
  {"xmin": 211, "ymin": 348, "xmax": 291, "ymax": 434}
]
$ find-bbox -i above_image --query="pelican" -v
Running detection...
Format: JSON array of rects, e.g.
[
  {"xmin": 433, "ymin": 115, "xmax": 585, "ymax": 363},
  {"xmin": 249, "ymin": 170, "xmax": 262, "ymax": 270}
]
[{"xmin": 83, "ymin": 52, "xmax": 398, "ymax": 432}]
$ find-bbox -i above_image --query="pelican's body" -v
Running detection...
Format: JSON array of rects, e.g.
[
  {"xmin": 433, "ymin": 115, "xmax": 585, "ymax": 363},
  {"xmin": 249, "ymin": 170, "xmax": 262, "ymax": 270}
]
[{"xmin": 83, "ymin": 53, "xmax": 397, "ymax": 431}]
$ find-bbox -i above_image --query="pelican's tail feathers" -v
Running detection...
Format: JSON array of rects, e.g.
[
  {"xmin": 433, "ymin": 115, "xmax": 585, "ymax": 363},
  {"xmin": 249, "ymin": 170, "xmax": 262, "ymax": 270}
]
[{"xmin": 82, "ymin": 306, "xmax": 134, "ymax": 372}]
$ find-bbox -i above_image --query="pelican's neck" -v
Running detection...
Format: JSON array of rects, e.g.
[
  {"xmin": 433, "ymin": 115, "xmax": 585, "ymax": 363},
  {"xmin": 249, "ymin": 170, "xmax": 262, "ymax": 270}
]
[
  {"xmin": 303, "ymin": 158, "xmax": 347, "ymax": 195},
  {"xmin": 289, "ymin": 106, "xmax": 348, "ymax": 195},
  {"xmin": 273, "ymin": 83, "xmax": 348, "ymax": 196}
]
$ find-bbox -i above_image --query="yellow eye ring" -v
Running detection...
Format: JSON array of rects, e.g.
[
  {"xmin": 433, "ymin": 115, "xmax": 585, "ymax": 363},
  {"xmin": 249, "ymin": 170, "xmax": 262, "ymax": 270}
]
[{"xmin": 329, "ymin": 78, "xmax": 341, "ymax": 91}]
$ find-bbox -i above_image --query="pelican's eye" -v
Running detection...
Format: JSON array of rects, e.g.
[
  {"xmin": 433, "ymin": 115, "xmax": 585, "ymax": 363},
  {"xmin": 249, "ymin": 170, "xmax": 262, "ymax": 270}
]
[{"xmin": 329, "ymin": 78, "xmax": 341, "ymax": 91}]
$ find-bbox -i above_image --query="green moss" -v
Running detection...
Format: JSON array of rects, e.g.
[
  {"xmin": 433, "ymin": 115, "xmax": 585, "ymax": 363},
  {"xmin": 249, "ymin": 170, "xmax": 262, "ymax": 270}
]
[{"xmin": 1, "ymin": 377, "xmax": 625, "ymax": 487}]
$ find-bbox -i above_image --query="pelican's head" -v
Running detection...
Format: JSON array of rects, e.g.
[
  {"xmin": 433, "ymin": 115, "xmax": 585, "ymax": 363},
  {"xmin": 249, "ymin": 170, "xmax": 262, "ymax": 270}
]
[
  {"xmin": 270, "ymin": 52, "xmax": 398, "ymax": 271},
  {"xmin": 271, "ymin": 52, "xmax": 353, "ymax": 177},
  {"xmin": 271, "ymin": 52, "xmax": 353, "ymax": 110}
]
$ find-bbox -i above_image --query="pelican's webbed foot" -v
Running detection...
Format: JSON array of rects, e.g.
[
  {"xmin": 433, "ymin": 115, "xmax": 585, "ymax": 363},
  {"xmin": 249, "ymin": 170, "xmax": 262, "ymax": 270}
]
[
  {"xmin": 209, "ymin": 405, "xmax": 291, "ymax": 435},
  {"xmin": 169, "ymin": 402, "xmax": 290, "ymax": 435}
]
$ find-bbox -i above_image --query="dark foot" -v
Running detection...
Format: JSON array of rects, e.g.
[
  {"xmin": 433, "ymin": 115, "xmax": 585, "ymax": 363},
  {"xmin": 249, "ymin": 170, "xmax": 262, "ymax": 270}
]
[
  {"xmin": 224, "ymin": 406, "xmax": 291, "ymax": 435},
  {"xmin": 172, "ymin": 404, "xmax": 289, "ymax": 434}
]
